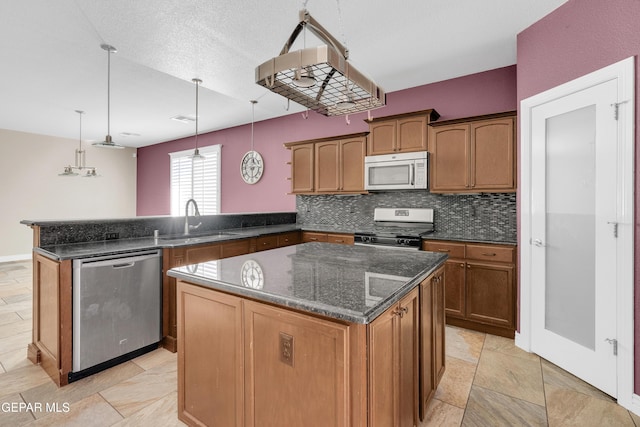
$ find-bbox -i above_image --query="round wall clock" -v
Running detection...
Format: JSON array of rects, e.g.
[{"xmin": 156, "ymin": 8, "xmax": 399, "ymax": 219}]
[
  {"xmin": 240, "ymin": 150, "xmax": 264, "ymax": 184},
  {"xmin": 241, "ymin": 260, "xmax": 264, "ymax": 289}
]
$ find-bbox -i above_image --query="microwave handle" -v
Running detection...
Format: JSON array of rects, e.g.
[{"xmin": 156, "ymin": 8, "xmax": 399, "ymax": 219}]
[{"xmin": 410, "ymin": 164, "xmax": 415, "ymax": 185}]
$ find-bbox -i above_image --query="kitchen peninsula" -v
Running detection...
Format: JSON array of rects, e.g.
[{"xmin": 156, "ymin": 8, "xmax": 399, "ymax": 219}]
[{"xmin": 168, "ymin": 242, "xmax": 447, "ymax": 427}]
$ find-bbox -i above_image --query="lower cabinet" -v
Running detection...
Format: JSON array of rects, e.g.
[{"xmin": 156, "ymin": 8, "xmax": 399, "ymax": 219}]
[
  {"xmin": 302, "ymin": 231, "xmax": 355, "ymax": 245},
  {"xmin": 423, "ymin": 240, "xmax": 516, "ymax": 338},
  {"xmin": 177, "ymin": 282, "xmax": 244, "ymax": 426},
  {"xmin": 176, "ymin": 281, "xmax": 442, "ymax": 427},
  {"xmin": 419, "ymin": 266, "xmax": 445, "ymax": 420},
  {"xmin": 369, "ymin": 287, "xmax": 419, "ymax": 427}
]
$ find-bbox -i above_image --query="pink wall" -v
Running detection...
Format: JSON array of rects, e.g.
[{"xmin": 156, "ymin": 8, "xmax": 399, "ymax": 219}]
[
  {"xmin": 136, "ymin": 65, "xmax": 516, "ymax": 215},
  {"xmin": 517, "ymin": 0, "xmax": 640, "ymax": 394}
]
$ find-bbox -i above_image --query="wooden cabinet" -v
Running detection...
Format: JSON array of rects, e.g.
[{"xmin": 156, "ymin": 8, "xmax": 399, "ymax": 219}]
[
  {"xmin": 163, "ymin": 233, "xmax": 301, "ymax": 352},
  {"xmin": 428, "ymin": 111, "xmax": 516, "ymax": 193},
  {"xmin": 289, "ymin": 143, "xmax": 314, "ymax": 193},
  {"xmin": 285, "ymin": 133, "xmax": 367, "ymax": 195},
  {"xmin": 418, "ymin": 266, "xmax": 445, "ymax": 420},
  {"xmin": 244, "ymin": 300, "xmax": 354, "ymax": 427},
  {"xmin": 177, "ymin": 282, "xmax": 244, "ymax": 427},
  {"xmin": 369, "ymin": 287, "xmax": 419, "ymax": 427},
  {"xmin": 28, "ymin": 252, "xmax": 72, "ymax": 386},
  {"xmin": 301, "ymin": 231, "xmax": 354, "ymax": 245},
  {"xmin": 423, "ymin": 240, "xmax": 516, "ymax": 338},
  {"xmin": 315, "ymin": 136, "xmax": 366, "ymax": 193},
  {"xmin": 365, "ymin": 109, "xmax": 440, "ymax": 155}
]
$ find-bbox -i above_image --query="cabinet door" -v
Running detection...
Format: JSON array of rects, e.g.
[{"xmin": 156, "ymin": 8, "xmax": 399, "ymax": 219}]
[
  {"xmin": 419, "ymin": 276, "xmax": 435, "ymax": 420},
  {"xmin": 339, "ymin": 137, "xmax": 366, "ymax": 192},
  {"xmin": 443, "ymin": 260, "xmax": 466, "ymax": 318},
  {"xmin": 177, "ymin": 282, "xmax": 243, "ymax": 427},
  {"xmin": 428, "ymin": 124, "xmax": 470, "ymax": 192},
  {"xmin": 277, "ymin": 231, "xmax": 302, "ymax": 247},
  {"xmin": 244, "ymin": 301, "xmax": 349, "ymax": 427},
  {"xmin": 432, "ymin": 269, "xmax": 446, "ymax": 385},
  {"xmin": 471, "ymin": 118, "xmax": 515, "ymax": 190},
  {"xmin": 185, "ymin": 243, "xmax": 221, "ymax": 264},
  {"xmin": 369, "ymin": 288, "xmax": 418, "ymax": 427},
  {"xmin": 255, "ymin": 235, "xmax": 278, "ymax": 252},
  {"xmin": 315, "ymin": 141, "xmax": 340, "ymax": 192},
  {"xmin": 368, "ymin": 120, "xmax": 397, "ymax": 155},
  {"xmin": 290, "ymin": 143, "xmax": 314, "ymax": 193},
  {"xmin": 397, "ymin": 115, "xmax": 427, "ymax": 153},
  {"xmin": 465, "ymin": 261, "xmax": 515, "ymax": 328}
]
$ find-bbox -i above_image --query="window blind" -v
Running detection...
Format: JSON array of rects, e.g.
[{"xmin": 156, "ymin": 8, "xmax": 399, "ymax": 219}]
[{"xmin": 169, "ymin": 145, "xmax": 221, "ymax": 216}]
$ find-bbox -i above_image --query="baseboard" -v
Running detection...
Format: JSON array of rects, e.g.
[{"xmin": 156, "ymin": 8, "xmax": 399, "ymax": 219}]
[
  {"xmin": 0, "ymin": 254, "xmax": 31, "ymax": 263},
  {"xmin": 630, "ymin": 393, "xmax": 640, "ymax": 417}
]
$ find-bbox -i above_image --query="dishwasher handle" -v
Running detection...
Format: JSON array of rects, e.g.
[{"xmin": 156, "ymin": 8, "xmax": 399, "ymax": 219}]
[{"xmin": 112, "ymin": 262, "xmax": 135, "ymax": 269}]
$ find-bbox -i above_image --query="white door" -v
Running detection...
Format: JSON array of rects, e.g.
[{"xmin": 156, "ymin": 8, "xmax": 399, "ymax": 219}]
[{"xmin": 529, "ymin": 78, "xmax": 619, "ymax": 396}]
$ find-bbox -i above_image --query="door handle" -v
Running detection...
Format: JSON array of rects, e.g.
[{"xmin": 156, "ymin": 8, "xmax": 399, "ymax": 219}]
[{"xmin": 532, "ymin": 239, "xmax": 544, "ymax": 247}]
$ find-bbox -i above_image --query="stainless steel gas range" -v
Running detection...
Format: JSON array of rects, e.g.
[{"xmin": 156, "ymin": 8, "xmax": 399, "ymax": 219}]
[{"xmin": 354, "ymin": 208, "xmax": 434, "ymax": 250}]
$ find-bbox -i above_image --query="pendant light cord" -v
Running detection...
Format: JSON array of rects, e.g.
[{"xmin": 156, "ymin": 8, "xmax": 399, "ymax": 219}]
[
  {"xmin": 250, "ymin": 100, "xmax": 257, "ymax": 152},
  {"xmin": 107, "ymin": 47, "xmax": 111, "ymax": 136},
  {"xmin": 195, "ymin": 79, "xmax": 199, "ymax": 151}
]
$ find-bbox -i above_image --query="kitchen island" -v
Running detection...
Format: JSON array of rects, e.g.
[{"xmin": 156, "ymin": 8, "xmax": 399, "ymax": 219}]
[{"xmin": 168, "ymin": 242, "xmax": 447, "ymax": 427}]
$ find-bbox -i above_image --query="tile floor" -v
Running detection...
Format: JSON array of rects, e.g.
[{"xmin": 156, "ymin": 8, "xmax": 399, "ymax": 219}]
[{"xmin": 1, "ymin": 259, "xmax": 639, "ymax": 426}]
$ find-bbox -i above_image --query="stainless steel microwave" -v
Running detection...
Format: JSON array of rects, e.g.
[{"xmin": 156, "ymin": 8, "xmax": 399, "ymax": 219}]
[{"xmin": 364, "ymin": 151, "xmax": 429, "ymax": 190}]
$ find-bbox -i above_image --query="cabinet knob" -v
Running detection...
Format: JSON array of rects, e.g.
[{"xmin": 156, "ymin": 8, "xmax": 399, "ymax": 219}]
[{"xmin": 459, "ymin": 263, "xmax": 465, "ymax": 268}]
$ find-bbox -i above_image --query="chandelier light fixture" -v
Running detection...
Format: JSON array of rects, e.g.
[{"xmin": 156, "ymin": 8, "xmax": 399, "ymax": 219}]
[
  {"xmin": 59, "ymin": 110, "xmax": 99, "ymax": 177},
  {"xmin": 93, "ymin": 44, "xmax": 124, "ymax": 149},
  {"xmin": 190, "ymin": 78, "xmax": 206, "ymax": 160},
  {"xmin": 255, "ymin": 9, "xmax": 385, "ymax": 116}
]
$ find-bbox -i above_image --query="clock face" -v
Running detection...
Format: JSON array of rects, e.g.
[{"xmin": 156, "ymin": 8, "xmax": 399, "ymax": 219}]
[
  {"xmin": 240, "ymin": 150, "xmax": 264, "ymax": 184},
  {"xmin": 241, "ymin": 260, "xmax": 264, "ymax": 289}
]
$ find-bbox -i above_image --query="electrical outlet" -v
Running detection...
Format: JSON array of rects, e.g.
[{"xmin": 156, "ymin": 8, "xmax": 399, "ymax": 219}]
[
  {"xmin": 279, "ymin": 332, "xmax": 294, "ymax": 367},
  {"xmin": 105, "ymin": 232, "xmax": 119, "ymax": 240}
]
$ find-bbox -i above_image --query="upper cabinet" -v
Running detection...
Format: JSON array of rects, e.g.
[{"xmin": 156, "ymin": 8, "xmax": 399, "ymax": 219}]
[
  {"xmin": 365, "ymin": 109, "xmax": 440, "ymax": 156},
  {"xmin": 428, "ymin": 111, "xmax": 516, "ymax": 194},
  {"xmin": 285, "ymin": 133, "xmax": 367, "ymax": 195}
]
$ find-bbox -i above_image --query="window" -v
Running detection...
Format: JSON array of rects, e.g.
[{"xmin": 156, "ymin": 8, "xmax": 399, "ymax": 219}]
[{"xmin": 169, "ymin": 145, "xmax": 221, "ymax": 216}]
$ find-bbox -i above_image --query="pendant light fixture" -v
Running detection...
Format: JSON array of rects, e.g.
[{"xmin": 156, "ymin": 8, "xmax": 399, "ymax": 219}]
[
  {"xmin": 59, "ymin": 110, "xmax": 99, "ymax": 177},
  {"xmin": 190, "ymin": 78, "xmax": 206, "ymax": 160},
  {"xmin": 240, "ymin": 100, "xmax": 264, "ymax": 184},
  {"xmin": 93, "ymin": 44, "xmax": 124, "ymax": 149}
]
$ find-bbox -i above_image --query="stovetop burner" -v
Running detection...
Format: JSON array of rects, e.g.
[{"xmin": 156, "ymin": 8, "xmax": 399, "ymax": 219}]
[{"xmin": 354, "ymin": 208, "xmax": 434, "ymax": 250}]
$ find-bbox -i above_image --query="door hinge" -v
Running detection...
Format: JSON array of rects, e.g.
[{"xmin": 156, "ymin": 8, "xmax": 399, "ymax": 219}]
[
  {"xmin": 605, "ymin": 338, "xmax": 618, "ymax": 356},
  {"xmin": 607, "ymin": 221, "xmax": 618, "ymax": 238},
  {"xmin": 612, "ymin": 100, "xmax": 630, "ymax": 121}
]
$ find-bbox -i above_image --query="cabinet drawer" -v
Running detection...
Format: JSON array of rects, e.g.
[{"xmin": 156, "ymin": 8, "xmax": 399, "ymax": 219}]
[
  {"xmin": 422, "ymin": 241, "xmax": 465, "ymax": 258},
  {"xmin": 302, "ymin": 232, "xmax": 329, "ymax": 243},
  {"xmin": 327, "ymin": 233, "xmax": 354, "ymax": 245},
  {"xmin": 277, "ymin": 231, "xmax": 302, "ymax": 247},
  {"xmin": 255, "ymin": 235, "xmax": 278, "ymax": 251},
  {"xmin": 465, "ymin": 244, "xmax": 514, "ymax": 263}
]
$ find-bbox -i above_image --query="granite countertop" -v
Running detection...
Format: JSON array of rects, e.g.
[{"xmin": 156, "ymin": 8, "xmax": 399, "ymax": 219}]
[
  {"xmin": 168, "ymin": 242, "xmax": 448, "ymax": 324},
  {"xmin": 36, "ymin": 224, "xmax": 301, "ymax": 260},
  {"xmin": 423, "ymin": 231, "xmax": 517, "ymax": 245}
]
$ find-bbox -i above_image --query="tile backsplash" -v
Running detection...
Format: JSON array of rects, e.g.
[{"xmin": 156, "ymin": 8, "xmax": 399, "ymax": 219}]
[{"xmin": 296, "ymin": 191, "xmax": 517, "ymax": 242}]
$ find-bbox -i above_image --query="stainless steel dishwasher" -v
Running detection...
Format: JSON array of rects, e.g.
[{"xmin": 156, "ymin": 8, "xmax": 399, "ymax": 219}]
[{"xmin": 71, "ymin": 250, "xmax": 161, "ymax": 381}]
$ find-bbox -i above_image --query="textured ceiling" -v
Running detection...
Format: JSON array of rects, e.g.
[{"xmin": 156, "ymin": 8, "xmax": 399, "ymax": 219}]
[{"xmin": 0, "ymin": 0, "xmax": 567, "ymax": 147}]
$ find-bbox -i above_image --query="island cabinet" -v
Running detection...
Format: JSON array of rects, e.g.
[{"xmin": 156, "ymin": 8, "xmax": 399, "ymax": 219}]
[
  {"xmin": 285, "ymin": 133, "xmax": 368, "ymax": 195},
  {"xmin": 423, "ymin": 240, "xmax": 517, "ymax": 338},
  {"xmin": 175, "ymin": 283, "xmax": 437, "ymax": 427},
  {"xmin": 369, "ymin": 287, "xmax": 419, "ymax": 427},
  {"xmin": 365, "ymin": 109, "xmax": 440, "ymax": 155},
  {"xmin": 163, "ymin": 232, "xmax": 302, "ymax": 352},
  {"xmin": 28, "ymin": 252, "xmax": 72, "ymax": 386},
  {"xmin": 428, "ymin": 111, "xmax": 516, "ymax": 193},
  {"xmin": 419, "ymin": 266, "xmax": 445, "ymax": 420},
  {"xmin": 177, "ymin": 281, "xmax": 368, "ymax": 427}
]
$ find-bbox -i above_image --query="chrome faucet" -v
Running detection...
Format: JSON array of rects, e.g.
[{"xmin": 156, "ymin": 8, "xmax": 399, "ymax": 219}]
[{"xmin": 184, "ymin": 198, "xmax": 202, "ymax": 235}]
